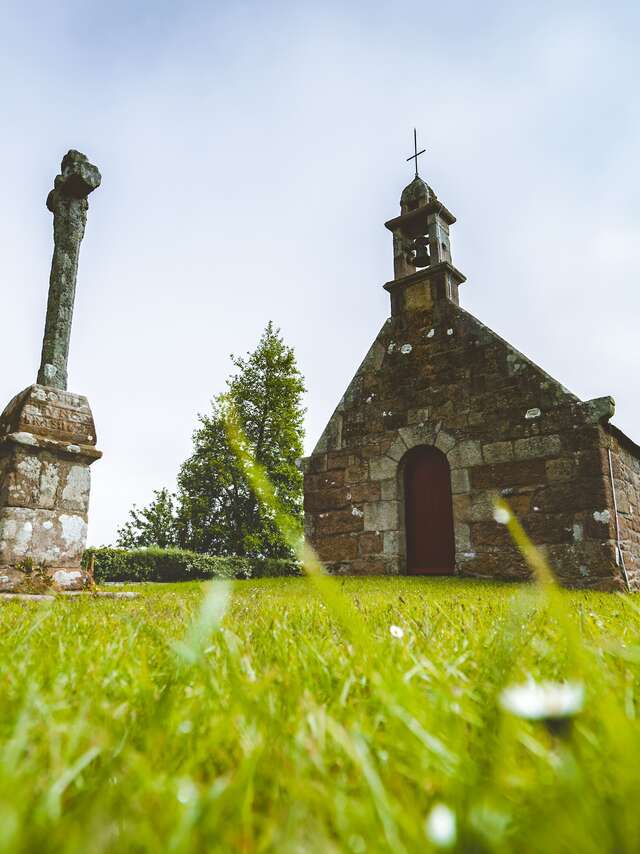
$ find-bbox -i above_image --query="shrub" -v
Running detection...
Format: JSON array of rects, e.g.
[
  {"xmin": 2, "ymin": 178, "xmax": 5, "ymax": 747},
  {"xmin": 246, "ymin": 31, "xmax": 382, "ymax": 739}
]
[{"xmin": 82, "ymin": 547, "xmax": 302, "ymax": 583}]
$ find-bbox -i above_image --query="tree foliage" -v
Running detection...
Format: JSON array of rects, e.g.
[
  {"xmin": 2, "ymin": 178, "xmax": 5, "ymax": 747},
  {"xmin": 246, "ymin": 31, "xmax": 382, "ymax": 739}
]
[
  {"xmin": 116, "ymin": 323, "xmax": 305, "ymax": 558},
  {"xmin": 116, "ymin": 488, "xmax": 179, "ymax": 550}
]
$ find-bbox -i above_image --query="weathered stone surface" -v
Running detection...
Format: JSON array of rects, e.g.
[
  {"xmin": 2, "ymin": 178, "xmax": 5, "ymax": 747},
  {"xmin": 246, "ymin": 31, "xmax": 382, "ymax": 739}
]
[
  {"xmin": 387, "ymin": 437, "xmax": 408, "ymax": 461},
  {"xmin": 434, "ymin": 430, "xmax": 456, "ymax": 454},
  {"xmin": 363, "ymin": 500, "xmax": 400, "ymax": 532},
  {"xmin": 450, "ymin": 468, "xmax": 470, "ymax": 495},
  {"xmin": 359, "ymin": 532, "xmax": 383, "ymax": 555},
  {"xmin": 404, "ymin": 281, "xmax": 433, "ymax": 311},
  {"xmin": 483, "ymin": 441, "xmax": 513, "ymax": 463},
  {"xmin": 380, "ymin": 478, "xmax": 399, "ymax": 501},
  {"xmin": 308, "ymin": 454, "xmax": 328, "ymax": 473},
  {"xmin": 327, "ymin": 450, "xmax": 350, "ymax": 471},
  {"xmin": 471, "ymin": 460, "xmax": 546, "ymax": 490},
  {"xmin": 305, "ymin": 470, "xmax": 345, "ymax": 491},
  {"xmin": 383, "ymin": 530, "xmax": 402, "ymax": 556},
  {"xmin": 545, "ymin": 458, "xmax": 576, "ymax": 482},
  {"xmin": 369, "ymin": 456, "xmax": 397, "ymax": 481},
  {"xmin": 304, "ymin": 487, "xmax": 349, "ymax": 513},
  {"xmin": 315, "ymin": 535, "xmax": 358, "ymax": 561},
  {"xmin": 454, "ymin": 523, "xmax": 471, "ymax": 553},
  {"xmin": 38, "ymin": 150, "xmax": 101, "ymax": 391},
  {"xmin": 0, "ymin": 385, "xmax": 98, "ymax": 447},
  {"xmin": 448, "ymin": 440, "xmax": 483, "ymax": 468},
  {"xmin": 314, "ymin": 509, "xmax": 364, "ymax": 536},
  {"xmin": 348, "ymin": 481, "xmax": 381, "ymax": 503},
  {"xmin": 345, "ymin": 461, "xmax": 369, "ymax": 482},
  {"xmin": 407, "ymin": 408, "xmax": 429, "ymax": 425},
  {"xmin": 452, "ymin": 493, "xmax": 471, "ymax": 520},
  {"xmin": 350, "ymin": 558, "xmax": 385, "ymax": 575},
  {"xmin": 513, "ymin": 435, "xmax": 562, "ymax": 460},
  {"xmin": 0, "ymin": 386, "xmax": 100, "ymax": 591},
  {"xmin": 0, "ymin": 506, "xmax": 86, "ymax": 564},
  {"xmin": 399, "ymin": 423, "xmax": 436, "ymax": 450}
]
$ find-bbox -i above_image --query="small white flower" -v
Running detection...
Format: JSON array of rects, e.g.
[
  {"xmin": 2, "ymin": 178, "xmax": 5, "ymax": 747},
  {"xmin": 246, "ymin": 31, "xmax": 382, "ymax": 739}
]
[
  {"xmin": 389, "ymin": 625, "xmax": 404, "ymax": 639},
  {"xmin": 176, "ymin": 778, "xmax": 197, "ymax": 804},
  {"xmin": 500, "ymin": 680, "xmax": 584, "ymax": 721},
  {"xmin": 425, "ymin": 803, "xmax": 457, "ymax": 848},
  {"xmin": 493, "ymin": 506, "xmax": 511, "ymax": 525}
]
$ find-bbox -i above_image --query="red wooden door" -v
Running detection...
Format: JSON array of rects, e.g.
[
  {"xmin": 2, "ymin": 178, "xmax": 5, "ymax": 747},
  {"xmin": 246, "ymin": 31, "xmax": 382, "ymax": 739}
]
[{"xmin": 404, "ymin": 446, "xmax": 455, "ymax": 575}]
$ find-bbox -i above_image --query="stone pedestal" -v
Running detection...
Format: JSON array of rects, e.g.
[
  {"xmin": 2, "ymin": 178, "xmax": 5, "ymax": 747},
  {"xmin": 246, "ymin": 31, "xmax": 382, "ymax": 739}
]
[{"xmin": 0, "ymin": 385, "xmax": 101, "ymax": 592}]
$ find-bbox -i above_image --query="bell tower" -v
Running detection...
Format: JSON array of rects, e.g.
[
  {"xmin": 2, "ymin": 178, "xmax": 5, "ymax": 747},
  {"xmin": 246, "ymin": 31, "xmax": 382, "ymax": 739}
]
[{"xmin": 384, "ymin": 133, "xmax": 465, "ymax": 316}]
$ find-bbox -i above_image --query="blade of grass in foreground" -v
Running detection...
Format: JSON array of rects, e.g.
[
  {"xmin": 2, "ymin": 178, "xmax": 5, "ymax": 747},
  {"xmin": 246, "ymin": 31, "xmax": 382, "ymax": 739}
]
[
  {"xmin": 224, "ymin": 403, "xmax": 370, "ymax": 651},
  {"xmin": 171, "ymin": 579, "xmax": 231, "ymax": 666},
  {"xmin": 493, "ymin": 496, "xmax": 588, "ymax": 678}
]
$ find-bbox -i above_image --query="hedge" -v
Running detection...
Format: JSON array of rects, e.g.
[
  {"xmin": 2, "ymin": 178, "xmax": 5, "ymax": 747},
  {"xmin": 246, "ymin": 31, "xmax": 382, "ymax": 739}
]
[{"xmin": 82, "ymin": 547, "xmax": 302, "ymax": 583}]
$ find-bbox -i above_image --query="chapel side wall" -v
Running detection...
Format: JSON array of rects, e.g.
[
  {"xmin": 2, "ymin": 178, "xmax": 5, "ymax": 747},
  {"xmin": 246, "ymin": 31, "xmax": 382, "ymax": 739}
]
[
  {"xmin": 603, "ymin": 428, "xmax": 640, "ymax": 588},
  {"xmin": 304, "ymin": 298, "xmax": 624, "ymax": 588}
]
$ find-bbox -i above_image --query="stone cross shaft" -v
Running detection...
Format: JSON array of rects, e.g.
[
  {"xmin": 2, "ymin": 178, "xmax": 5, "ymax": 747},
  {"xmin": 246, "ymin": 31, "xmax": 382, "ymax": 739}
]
[{"xmin": 37, "ymin": 150, "xmax": 101, "ymax": 390}]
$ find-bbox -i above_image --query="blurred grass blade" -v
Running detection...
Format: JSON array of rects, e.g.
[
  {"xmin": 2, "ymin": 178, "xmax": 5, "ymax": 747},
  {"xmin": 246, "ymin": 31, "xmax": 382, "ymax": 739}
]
[
  {"xmin": 46, "ymin": 746, "xmax": 102, "ymax": 819},
  {"xmin": 494, "ymin": 498, "xmax": 555, "ymax": 587},
  {"xmin": 493, "ymin": 496, "xmax": 585, "ymax": 675},
  {"xmin": 327, "ymin": 718, "xmax": 406, "ymax": 854},
  {"xmin": 172, "ymin": 580, "xmax": 231, "ymax": 665},
  {"xmin": 224, "ymin": 404, "xmax": 370, "ymax": 648}
]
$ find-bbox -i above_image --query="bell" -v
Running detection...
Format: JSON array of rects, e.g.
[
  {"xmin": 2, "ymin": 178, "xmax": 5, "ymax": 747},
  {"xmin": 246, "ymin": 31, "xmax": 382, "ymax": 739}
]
[{"xmin": 413, "ymin": 235, "xmax": 431, "ymax": 268}]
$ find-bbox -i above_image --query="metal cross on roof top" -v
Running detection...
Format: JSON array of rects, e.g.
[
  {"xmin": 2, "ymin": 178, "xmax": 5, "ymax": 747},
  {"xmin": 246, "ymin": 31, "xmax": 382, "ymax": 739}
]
[{"xmin": 406, "ymin": 128, "xmax": 426, "ymax": 178}]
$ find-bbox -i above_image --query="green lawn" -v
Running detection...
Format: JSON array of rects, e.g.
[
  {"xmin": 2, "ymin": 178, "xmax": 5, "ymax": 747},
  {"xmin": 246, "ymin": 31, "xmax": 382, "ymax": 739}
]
[{"xmin": 1, "ymin": 577, "xmax": 640, "ymax": 852}]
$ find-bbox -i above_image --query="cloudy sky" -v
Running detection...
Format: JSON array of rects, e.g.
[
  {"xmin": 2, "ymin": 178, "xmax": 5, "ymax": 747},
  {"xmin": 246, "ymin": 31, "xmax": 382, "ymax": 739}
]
[{"xmin": 1, "ymin": 0, "xmax": 638, "ymax": 545}]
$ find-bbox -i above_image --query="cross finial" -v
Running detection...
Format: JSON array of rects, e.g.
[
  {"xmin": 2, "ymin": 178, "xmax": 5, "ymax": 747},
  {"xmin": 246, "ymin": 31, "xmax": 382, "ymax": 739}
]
[{"xmin": 406, "ymin": 128, "xmax": 426, "ymax": 178}]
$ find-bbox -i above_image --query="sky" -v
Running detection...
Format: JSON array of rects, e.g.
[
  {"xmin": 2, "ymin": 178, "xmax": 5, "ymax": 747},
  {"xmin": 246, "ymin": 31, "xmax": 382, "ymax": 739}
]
[{"xmin": 1, "ymin": 0, "xmax": 639, "ymax": 546}]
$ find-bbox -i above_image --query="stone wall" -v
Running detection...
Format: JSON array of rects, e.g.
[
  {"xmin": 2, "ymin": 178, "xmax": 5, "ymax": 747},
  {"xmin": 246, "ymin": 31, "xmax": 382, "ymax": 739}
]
[
  {"xmin": 304, "ymin": 285, "xmax": 630, "ymax": 590},
  {"xmin": 604, "ymin": 426, "xmax": 640, "ymax": 587}
]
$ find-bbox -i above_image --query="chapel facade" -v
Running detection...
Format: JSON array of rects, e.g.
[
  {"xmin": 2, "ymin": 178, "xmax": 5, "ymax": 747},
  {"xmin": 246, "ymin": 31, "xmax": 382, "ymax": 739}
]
[{"xmin": 303, "ymin": 167, "xmax": 640, "ymax": 590}]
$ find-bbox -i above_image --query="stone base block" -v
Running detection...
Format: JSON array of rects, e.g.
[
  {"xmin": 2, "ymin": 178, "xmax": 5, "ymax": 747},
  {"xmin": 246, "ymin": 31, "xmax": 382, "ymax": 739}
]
[
  {"xmin": 0, "ymin": 384, "xmax": 101, "ymax": 592},
  {"xmin": 0, "ymin": 507, "xmax": 88, "ymax": 567},
  {"xmin": 0, "ymin": 562, "xmax": 91, "ymax": 592}
]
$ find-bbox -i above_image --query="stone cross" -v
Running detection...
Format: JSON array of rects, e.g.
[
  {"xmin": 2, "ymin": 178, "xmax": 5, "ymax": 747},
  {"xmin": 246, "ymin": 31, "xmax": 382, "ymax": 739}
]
[{"xmin": 37, "ymin": 150, "xmax": 101, "ymax": 390}]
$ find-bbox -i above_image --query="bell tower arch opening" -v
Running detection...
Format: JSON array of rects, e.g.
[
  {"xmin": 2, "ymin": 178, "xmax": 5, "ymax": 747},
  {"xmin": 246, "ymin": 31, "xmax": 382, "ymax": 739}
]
[{"xmin": 402, "ymin": 445, "xmax": 455, "ymax": 576}]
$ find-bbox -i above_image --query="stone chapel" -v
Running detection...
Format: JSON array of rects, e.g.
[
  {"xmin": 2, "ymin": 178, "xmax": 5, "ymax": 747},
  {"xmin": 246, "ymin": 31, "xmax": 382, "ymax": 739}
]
[{"xmin": 303, "ymin": 164, "xmax": 640, "ymax": 590}]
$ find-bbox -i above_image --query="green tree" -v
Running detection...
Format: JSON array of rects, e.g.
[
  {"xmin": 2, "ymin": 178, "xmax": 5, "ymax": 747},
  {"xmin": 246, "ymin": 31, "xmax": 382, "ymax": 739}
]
[
  {"xmin": 116, "ymin": 488, "xmax": 179, "ymax": 549},
  {"xmin": 177, "ymin": 322, "xmax": 306, "ymax": 557}
]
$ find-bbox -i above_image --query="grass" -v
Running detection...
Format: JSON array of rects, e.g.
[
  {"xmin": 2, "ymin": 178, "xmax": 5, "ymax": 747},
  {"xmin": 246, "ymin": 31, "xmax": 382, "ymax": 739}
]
[{"xmin": 1, "ymin": 577, "xmax": 640, "ymax": 852}]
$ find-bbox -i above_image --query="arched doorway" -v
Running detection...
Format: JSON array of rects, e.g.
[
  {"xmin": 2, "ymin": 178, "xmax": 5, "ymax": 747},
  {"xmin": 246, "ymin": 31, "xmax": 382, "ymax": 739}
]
[{"xmin": 403, "ymin": 445, "xmax": 455, "ymax": 575}]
